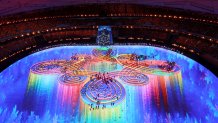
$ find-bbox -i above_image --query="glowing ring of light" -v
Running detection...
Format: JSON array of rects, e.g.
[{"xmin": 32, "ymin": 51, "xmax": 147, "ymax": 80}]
[
  {"xmin": 119, "ymin": 72, "xmax": 149, "ymax": 86},
  {"xmin": 80, "ymin": 78, "xmax": 125, "ymax": 107},
  {"xmin": 59, "ymin": 73, "xmax": 87, "ymax": 85},
  {"xmin": 30, "ymin": 60, "xmax": 64, "ymax": 74}
]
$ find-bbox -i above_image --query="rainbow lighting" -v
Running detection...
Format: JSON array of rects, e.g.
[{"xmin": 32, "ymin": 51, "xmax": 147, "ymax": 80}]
[
  {"xmin": 0, "ymin": 45, "xmax": 217, "ymax": 122},
  {"xmin": 0, "ymin": 26, "xmax": 217, "ymax": 122}
]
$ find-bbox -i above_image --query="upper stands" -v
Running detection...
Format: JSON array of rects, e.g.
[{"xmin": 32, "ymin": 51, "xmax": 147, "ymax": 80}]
[
  {"xmin": 0, "ymin": 4, "xmax": 217, "ymax": 76},
  {"xmin": 0, "ymin": 0, "xmax": 218, "ymax": 16}
]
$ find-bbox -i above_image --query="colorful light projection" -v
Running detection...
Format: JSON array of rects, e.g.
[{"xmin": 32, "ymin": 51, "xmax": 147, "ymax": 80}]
[
  {"xmin": 55, "ymin": 80, "xmax": 83, "ymax": 116},
  {"xmin": 0, "ymin": 46, "xmax": 217, "ymax": 122},
  {"xmin": 22, "ymin": 72, "xmax": 58, "ymax": 114},
  {"xmin": 81, "ymin": 77, "xmax": 126, "ymax": 108}
]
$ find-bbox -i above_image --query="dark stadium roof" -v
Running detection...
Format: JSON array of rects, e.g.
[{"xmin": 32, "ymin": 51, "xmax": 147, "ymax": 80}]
[{"xmin": 0, "ymin": 0, "xmax": 218, "ymax": 16}]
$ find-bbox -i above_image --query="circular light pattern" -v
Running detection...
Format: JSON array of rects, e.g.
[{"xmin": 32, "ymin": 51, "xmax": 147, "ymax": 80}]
[
  {"xmin": 59, "ymin": 73, "xmax": 87, "ymax": 85},
  {"xmin": 31, "ymin": 60, "xmax": 89, "ymax": 85},
  {"xmin": 31, "ymin": 61, "xmax": 63, "ymax": 74},
  {"xmin": 119, "ymin": 72, "xmax": 149, "ymax": 85},
  {"xmin": 81, "ymin": 78, "xmax": 125, "ymax": 107}
]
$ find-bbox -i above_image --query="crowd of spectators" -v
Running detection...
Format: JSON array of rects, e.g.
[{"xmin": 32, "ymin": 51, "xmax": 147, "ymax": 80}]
[
  {"xmin": 175, "ymin": 36, "xmax": 218, "ymax": 58},
  {"xmin": 0, "ymin": 3, "xmax": 218, "ymax": 72}
]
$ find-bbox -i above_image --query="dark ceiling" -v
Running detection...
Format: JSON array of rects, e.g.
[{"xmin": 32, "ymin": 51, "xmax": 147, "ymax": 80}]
[{"xmin": 0, "ymin": 0, "xmax": 218, "ymax": 16}]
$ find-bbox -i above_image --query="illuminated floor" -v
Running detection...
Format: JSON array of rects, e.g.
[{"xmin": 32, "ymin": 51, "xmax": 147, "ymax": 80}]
[{"xmin": 0, "ymin": 46, "xmax": 217, "ymax": 123}]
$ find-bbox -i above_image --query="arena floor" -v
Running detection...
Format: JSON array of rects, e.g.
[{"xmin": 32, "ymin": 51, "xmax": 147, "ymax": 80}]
[{"xmin": 0, "ymin": 45, "xmax": 217, "ymax": 122}]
